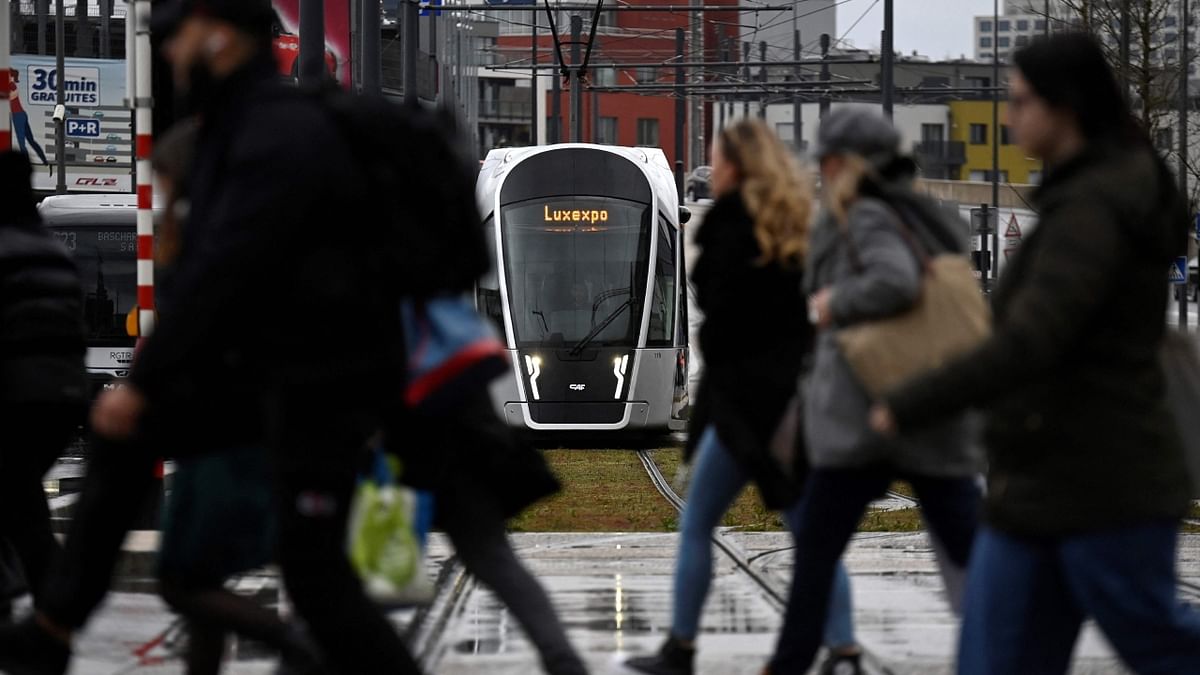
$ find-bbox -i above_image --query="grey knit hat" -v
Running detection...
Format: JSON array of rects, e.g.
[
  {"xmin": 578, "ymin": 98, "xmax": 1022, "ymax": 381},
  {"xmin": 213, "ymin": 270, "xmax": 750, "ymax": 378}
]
[{"xmin": 812, "ymin": 107, "xmax": 904, "ymax": 168}]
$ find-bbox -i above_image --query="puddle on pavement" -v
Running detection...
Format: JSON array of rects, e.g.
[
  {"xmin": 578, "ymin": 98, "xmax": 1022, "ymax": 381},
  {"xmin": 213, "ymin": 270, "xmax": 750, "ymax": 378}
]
[{"xmin": 444, "ymin": 571, "xmax": 779, "ymax": 662}]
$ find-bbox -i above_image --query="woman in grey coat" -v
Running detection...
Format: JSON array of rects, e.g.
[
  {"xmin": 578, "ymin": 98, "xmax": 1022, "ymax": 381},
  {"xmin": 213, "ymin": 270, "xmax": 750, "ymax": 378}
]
[{"xmin": 765, "ymin": 109, "xmax": 982, "ymax": 675}]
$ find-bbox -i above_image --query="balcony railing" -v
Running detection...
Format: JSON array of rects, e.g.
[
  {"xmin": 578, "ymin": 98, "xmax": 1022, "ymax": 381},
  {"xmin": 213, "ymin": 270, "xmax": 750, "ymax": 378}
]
[
  {"xmin": 913, "ymin": 140, "xmax": 967, "ymax": 167},
  {"xmin": 480, "ymin": 100, "xmax": 534, "ymax": 120}
]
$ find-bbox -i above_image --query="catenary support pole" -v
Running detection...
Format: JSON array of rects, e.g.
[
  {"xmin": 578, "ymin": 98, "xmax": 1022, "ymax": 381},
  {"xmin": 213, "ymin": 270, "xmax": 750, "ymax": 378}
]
[
  {"xmin": 530, "ymin": 10, "xmax": 538, "ymax": 143},
  {"xmin": 990, "ymin": 0, "xmax": 1000, "ymax": 284},
  {"xmin": 792, "ymin": 29, "xmax": 801, "ymax": 152},
  {"xmin": 55, "ymin": 0, "xmax": 65, "ymax": 193},
  {"xmin": 362, "ymin": 0, "xmax": 381, "ymax": 93},
  {"xmin": 741, "ymin": 40, "xmax": 749, "ymax": 120},
  {"xmin": 300, "ymin": 0, "xmax": 326, "ymax": 85},
  {"xmin": 404, "ymin": 0, "xmax": 418, "ymax": 102},
  {"xmin": 675, "ymin": 27, "xmax": 685, "ymax": 201},
  {"xmin": 570, "ymin": 14, "xmax": 582, "ymax": 141},
  {"xmin": 1180, "ymin": 0, "xmax": 1190, "ymax": 330},
  {"xmin": 882, "ymin": 0, "xmax": 893, "ymax": 118},
  {"xmin": 819, "ymin": 33, "xmax": 830, "ymax": 120}
]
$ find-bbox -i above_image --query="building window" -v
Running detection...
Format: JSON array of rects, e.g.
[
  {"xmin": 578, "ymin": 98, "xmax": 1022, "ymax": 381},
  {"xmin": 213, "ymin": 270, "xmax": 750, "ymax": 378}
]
[
  {"xmin": 980, "ymin": 36, "xmax": 992, "ymax": 48},
  {"xmin": 1001, "ymin": 125, "xmax": 1013, "ymax": 145},
  {"xmin": 980, "ymin": 19, "xmax": 992, "ymax": 33},
  {"xmin": 776, "ymin": 122, "xmax": 795, "ymax": 143},
  {"xmin": 1016, "ymin": 35, "xmax": 1029, "ymax": 47},
  {"xmin": 1158, "ymin": 127, "xmax": 1175, "ymax": 151},
  {"xmin": 635, "ymin": 67, "xmax": 658, "ymax": 84},
  {"xmin": 980, "ymin": 52, "xmax": 993, "ymax": 60},
  {"xmin": 970, "ymin": 123, "xmax": 988, "ymax": 145},
  {"xmin": 1017, "ymin": 19, "xmax": 1029, "ymax": 31},
  {"xmin": 969, "ymin": 170, "xmax": 1008, "ymax": 182},
  {"xmin": 637, "ymin": 118, "xmax": 660, "ymax": 147},
  {"xmin": 998, "ymin": 20, "xmax": 1010, "ymax": 32},
  {"xmin": 998, "ymin": 51, "xmax": 1010, "ymax": 61},
  {"xmin": 1035, "ymin": 19, "xmax": 1046, "ymax": 31},
  {"xmin": 1028, "ymin": 169, "xmax": 1043, "ymax": 184},
  {"xmin": 997, "ymin": 36, "xmax": 1011, "ymax": 48},
  {"xmin": 592, "ymin": 67, "xmax": 616, "ymax": 86},
  {"xmin": 1167, "ymin": 48, "xmax": 1179, "ymax": 61},
  {"xmin": 597, "ymin": 116, "xmax": 618, "ymax": 145},
  {"xmin": 921, "ymin": 123, "xmax": 945, "ymax": 142},
  {"xmin": 1167, "ymin": 15, "xmax": 1178, "ymax": 27},
  {"xmin": 1167, "ymin": 32, "xmax": 1179, "ymax": 43}
]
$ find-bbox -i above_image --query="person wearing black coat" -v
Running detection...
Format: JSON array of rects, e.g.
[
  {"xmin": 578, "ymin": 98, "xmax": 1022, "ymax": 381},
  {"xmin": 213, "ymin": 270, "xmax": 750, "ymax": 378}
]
[
  {"xmin": 627, "ymin": 120, "xmax": 862, "ymax": 675},
  {"xmin": 0, "ymin": 151, "xmax": 86, "ymax": 614},
  {"xmin": 872, "ymin": 35, "xmax": 1200, "ymax": 674},
  {"xmin": 0, "ymin": 3, "xmax": 420, "ymax": 674}
]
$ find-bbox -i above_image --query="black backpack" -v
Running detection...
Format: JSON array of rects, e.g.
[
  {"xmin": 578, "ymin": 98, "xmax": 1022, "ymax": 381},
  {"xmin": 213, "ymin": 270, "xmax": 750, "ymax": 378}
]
[{"xmin": 315, "ymin": 88, "xmax": 488, "ymax": 299}]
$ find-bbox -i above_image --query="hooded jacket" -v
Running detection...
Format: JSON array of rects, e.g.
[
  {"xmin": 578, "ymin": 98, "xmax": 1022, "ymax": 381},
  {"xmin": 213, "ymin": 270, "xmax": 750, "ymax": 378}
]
[{"xmin": 887, "ymin": 142, "xmax": 1192, "ymax": 536}]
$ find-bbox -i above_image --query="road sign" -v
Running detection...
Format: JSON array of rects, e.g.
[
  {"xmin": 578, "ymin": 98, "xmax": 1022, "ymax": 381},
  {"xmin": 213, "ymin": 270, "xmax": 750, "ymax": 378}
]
[
  {"xmin": 419, "ymin": 0, "xmax": 443, "ymax": 16},
  {"xmin": 1170, "ymin": 256, "xmax": 1189, "ymax": 285},
  {"xmin": 1005, "ymin": 214, "xmax": 1022, "ymax": 238},
  {"xmin": 65, "ymin": 118, "xmax": 100, "ymax": 138}
]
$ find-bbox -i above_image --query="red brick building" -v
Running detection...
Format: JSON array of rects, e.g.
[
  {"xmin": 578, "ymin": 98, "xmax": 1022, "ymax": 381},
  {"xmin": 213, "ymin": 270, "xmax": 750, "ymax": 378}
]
[{"xmin": 489, "ymin": 0, "xmax": 740, "ymax": 168}]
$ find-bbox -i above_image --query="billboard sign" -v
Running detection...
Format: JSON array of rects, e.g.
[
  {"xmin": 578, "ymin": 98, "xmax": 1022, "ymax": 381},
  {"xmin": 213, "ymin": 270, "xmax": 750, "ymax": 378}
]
[{"xmin": 9, "ymin": 56, "xmax": 131, "ymax": 193}]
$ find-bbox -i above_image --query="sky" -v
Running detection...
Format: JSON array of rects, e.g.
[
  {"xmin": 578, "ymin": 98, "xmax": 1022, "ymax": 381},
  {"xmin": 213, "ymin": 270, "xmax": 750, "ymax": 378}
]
[{"xmin": 838, "ymin": 0, "xmax": 996, "ymax": 60}]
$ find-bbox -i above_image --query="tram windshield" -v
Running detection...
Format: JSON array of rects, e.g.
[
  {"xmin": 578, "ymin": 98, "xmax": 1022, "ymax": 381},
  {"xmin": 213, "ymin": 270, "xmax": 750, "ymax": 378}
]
[{"xmin": 501, "ymin": 197, "xmax": 651, "ymax": 348}]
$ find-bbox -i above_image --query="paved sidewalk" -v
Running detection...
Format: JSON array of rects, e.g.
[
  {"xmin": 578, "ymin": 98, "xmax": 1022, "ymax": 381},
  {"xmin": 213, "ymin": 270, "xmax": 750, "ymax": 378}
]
[{"xmin": 55, "ymin": 531, "xmax": 1200, "ymax": 674}]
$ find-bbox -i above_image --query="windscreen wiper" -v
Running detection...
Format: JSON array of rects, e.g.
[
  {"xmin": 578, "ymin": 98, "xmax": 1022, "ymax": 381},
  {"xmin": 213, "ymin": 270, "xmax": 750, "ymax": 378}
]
[{"xmin": 570, "ymin": 298, "xmax": 634, "ymax": 356}]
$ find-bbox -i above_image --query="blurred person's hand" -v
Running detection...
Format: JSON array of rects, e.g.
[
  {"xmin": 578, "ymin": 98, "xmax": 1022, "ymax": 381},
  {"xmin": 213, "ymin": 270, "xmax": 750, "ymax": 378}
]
[
  {"xmin": 809, "ymin": 288, "xmax": 835, "ymax": 329},
  {"xmin": 869, "ymin": 403, "xmax": 897, "ymax": 438},
  {"xmin": 91, "ymin": 384, "xmax": 147, "ymax": 441}
]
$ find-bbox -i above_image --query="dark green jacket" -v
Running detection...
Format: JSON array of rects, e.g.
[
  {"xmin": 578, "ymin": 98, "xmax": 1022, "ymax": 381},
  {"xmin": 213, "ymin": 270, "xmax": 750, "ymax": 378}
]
[{"xmin": 887, "ymin": 142, "xmax": 1192, "ymax": 537}]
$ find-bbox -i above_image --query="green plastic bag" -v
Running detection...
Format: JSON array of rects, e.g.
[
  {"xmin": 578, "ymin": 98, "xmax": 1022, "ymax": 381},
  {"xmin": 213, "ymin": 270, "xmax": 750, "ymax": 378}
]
[{"xmin": 347, "ymin": 454, "xmax": 434, "ymax": 604}]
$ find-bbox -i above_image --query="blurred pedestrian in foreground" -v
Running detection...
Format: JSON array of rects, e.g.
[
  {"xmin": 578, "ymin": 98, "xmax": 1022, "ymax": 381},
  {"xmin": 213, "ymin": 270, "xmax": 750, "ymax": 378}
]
[
  {"xmin": 0, "ymin": 151, "xmax": 86, "ymax": 615},
  {"xmin": 392, "ymin": 390, "xmax": 586, "ymax": 675},
  {"xmin": 0, "ymin": 1, "xmax": 421, "ymax": 673},
  {"xmin": 627, "ymin": 120, "xmax": 864, "ymax": 675},
  {"xmin": 769, "ymin": 108, "xmax": 982, "ymax": 674},
  {"xmin": 149, "ymin": 120, "xmax": 325, "ymax": 675},
  {"xmin": 872, "ymin": 33, "xmax": 1200, "ymax": 674}
]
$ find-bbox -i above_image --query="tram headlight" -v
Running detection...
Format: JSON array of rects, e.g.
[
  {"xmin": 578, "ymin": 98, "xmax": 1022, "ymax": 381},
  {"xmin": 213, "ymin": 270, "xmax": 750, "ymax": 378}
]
[
  {"xmin": 525, "ymin": 355, "xmax": 543, "ymax": 400},
  {"xmin": 613, "ymin": 355, "xmax": 629, "ymax": 399}
]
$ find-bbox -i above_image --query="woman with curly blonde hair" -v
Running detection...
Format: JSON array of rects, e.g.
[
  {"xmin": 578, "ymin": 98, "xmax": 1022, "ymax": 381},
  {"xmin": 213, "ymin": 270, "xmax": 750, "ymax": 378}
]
[{"xmin": 627, "ymin": 119, "xmax": 863, "ymax": 675}]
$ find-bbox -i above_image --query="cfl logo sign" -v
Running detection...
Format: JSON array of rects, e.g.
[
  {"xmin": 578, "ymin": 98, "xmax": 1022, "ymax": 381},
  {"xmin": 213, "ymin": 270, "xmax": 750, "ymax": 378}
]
[{"xmin": 569, "ymin": 384, "xmax": 587, "ymax": 391}]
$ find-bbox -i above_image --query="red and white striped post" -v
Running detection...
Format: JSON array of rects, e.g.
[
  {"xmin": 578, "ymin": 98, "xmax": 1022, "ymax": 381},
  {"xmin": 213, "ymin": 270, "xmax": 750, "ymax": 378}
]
[
  {"xmin": 1, "ymin": 1, "xmax": 11, "ymax": 151},
  {"xmin": 134, "ymin": 0, "xmax": 154, "ymax": 338}
]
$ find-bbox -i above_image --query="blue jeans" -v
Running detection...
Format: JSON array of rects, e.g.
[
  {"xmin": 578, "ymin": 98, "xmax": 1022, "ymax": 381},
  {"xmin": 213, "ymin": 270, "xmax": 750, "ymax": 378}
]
[
  {"xmin": 770, "ymin": 467, "xmax": 980, "ymax": 674},
  {"xmin": 958, "ymin": 523, "xmax": 1200, "ymax": 675},
  {"xmin": 671, "ymin": 427, "xmax": 856, "ymax": 649}
]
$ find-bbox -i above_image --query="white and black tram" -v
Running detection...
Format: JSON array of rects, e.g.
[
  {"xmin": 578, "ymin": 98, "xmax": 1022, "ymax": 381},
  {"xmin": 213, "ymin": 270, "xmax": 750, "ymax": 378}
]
[{"xmin": 476, "ymin": 144, "xmax": 690, "ymax": 433}]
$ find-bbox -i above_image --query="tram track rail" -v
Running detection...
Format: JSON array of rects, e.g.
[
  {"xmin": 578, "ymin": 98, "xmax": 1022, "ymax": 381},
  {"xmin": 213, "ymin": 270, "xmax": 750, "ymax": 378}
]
[{"xmin": 636, "ymin": 450, "xmax": 899, "ymax": 675}]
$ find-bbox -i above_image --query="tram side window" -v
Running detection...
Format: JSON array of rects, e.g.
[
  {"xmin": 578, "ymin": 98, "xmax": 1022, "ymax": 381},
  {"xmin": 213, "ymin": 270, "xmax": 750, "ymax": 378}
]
[
  {"xmin": 648, "ymin": 219, "xmax": 676, "ymax": 346},
  {"xmin": 477, "ymin": 217, "xmax": 505, "ymax": 334}
]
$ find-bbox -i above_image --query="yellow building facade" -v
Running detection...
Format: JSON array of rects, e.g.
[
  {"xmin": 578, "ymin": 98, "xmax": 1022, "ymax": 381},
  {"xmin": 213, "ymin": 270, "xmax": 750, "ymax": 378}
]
[{"xmin": 948, "ymin": 100, "xmax": 1043, "ymax": 185}]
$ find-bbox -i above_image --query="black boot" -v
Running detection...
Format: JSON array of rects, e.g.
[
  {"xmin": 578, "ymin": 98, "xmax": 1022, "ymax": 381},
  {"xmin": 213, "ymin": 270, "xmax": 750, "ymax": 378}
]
[
  {"xmin": 817, "ymin": 652, "xmax": 862, "ymax": 675},
  {"xmin": 625, "ymin": 635, "xmax": 694, "ymax": 675},
  {"xmin": 0, "ymin": 617, "xmax": 71, "ymax": 675}
]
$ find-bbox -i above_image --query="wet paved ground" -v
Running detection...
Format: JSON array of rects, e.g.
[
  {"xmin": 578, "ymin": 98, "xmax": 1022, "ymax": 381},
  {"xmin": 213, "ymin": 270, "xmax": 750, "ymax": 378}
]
[{"xmin": 49, "ymin": 531, "xmax": 1200, "ymax": 674}]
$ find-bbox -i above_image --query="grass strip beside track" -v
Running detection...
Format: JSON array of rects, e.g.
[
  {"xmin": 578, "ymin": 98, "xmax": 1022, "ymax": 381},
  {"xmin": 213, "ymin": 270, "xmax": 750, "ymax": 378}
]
[{"xmin": 510, "ymin": 449, "xmax": 925, "ymax": 533}]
